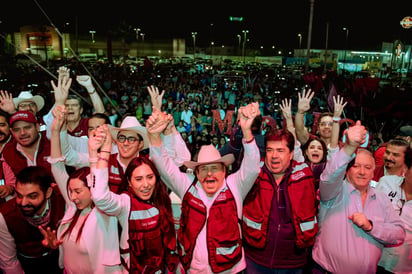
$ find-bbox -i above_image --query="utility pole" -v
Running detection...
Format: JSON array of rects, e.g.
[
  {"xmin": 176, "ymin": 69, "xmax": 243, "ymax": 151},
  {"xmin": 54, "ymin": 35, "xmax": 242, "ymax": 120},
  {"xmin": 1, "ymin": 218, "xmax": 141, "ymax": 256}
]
[{"xmin": 305, "ymin": 0, "xmax": 315, "ymax": 74}]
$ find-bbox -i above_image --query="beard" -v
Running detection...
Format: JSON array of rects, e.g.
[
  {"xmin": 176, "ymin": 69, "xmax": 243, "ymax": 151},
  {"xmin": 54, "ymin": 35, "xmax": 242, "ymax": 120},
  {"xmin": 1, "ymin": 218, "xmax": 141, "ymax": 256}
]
[{"xmin": 18, "ymin": 202, "xmax": 45, "ymax": 217}]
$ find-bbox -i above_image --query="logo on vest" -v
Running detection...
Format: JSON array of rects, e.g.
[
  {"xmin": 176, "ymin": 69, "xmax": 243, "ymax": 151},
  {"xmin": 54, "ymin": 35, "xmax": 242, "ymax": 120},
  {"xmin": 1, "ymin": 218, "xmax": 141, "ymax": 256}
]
[{"xmin": 291, "ymin": 171, "xmax": 305, "ymax": 181}]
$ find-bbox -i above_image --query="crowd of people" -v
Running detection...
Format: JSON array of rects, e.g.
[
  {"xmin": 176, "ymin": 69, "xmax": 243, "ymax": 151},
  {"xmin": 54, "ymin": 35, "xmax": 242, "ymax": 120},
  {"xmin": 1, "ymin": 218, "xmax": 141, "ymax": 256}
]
[{"xmin": 0, "ymin": 58, "xmax": 411, "ymax": 274}]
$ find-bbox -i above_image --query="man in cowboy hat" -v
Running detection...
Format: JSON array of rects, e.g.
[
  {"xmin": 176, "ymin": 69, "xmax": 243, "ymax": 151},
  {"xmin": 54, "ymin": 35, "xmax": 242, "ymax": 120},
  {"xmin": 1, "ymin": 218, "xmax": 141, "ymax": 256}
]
[
  {"xmin": 0, "ymin": 90, "xmax": 48, "ymax": 132},
  {"xmin": 146, "ymin": 102, "xmax": 261, "ymax": 273}
]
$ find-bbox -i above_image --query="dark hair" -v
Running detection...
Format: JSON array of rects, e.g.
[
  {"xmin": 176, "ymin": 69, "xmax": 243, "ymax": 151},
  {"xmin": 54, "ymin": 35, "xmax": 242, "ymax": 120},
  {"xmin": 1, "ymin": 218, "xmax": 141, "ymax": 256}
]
[
  {"xmin": 66, "ymin": 94, "xmax": 83, "ymax": 108},
  {"xmin": 319, "ymin": 112, "xmax": 333, "ymax": 121},
  {"xmin": 118, "ymin": 156, "xmax": 176, "ymax": 235},
  {"xmin": 387, "ymin": 138, "xmax": 410, "ymax": 150},
  {"xmin": 0, "ymin": 110, "xmax": 11, "ymax": 123},
  {"xmin": 264, "ymin": 128, "xmax": 295, "ymax": 153},
  {"xmin": 60, "ymin": 167, "xmax": 92, "ymax": 243},
  {"xmin": 89, "ymin": 112, "xmax": 111, "ymax": 125},
  {"xmin": 16, "ymin": 166, "xmax": 52, "ymax": 194},
  {"xmin": 251, "ymin": 115, "xmax": 263, "ymax": 134},
  {"xmin": 405, "ymin": 147, "xmax": 412, "ymax": 169},
  {"xmin": 301, "ymin": 136, "xmax": 328, "ymax": 163}
]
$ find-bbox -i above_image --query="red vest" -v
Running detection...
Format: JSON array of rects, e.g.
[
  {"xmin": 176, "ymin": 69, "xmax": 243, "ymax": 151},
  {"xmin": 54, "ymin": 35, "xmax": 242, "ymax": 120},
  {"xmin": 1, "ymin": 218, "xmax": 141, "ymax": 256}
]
[
  {"xmin": 178, "ymin": 183, "xmax": 242, "ymax": 273},
  {"xmin": 67, "ymin": 117, "xmax": 89, "ymax": 137},
  {"xmin": 0, "ymin": 187, "xmax": 65, "ymax": 258},
  {"xmin": 242, "ymin": 161, "xmax": 318, "ymax": 249},
  {"xmin": 108, "ymin": 153, "xmax": 123, "ymax": 193},
  {"xmin": 108, "ymin": 154, "xmax": 149, "ymax": 193},
  {"xmin": 2, "ymin": 133, "xmax": 52, "ymax": 178},
  {"xmin": 126, "ymin": 190, "xmax": 178, "ymax": 273}
]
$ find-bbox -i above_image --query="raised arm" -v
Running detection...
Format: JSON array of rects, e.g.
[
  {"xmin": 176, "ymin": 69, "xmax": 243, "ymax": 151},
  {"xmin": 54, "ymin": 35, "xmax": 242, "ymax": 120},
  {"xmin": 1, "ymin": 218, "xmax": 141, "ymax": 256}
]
[
  {"xmin": 280, "ymin": 98, "xmax": 298, "ymax": 143},
  {"xmin": 147, "ymin": 85, "xmax": 165, "ymax": 110},
  {"xmin": 76, "ymin": 75, "xmax": 104, "ymax": 113},
  {"xmin": 46, "ymin": 67, "xmax": 72, "ymax": 139},
  {"xmin": 49, "ymin": 104, "xmax": 71, "ymax": 204},
  {"xmin": 295, "ymin": 88, "xmax": 314, "ymax": 145},
  {"xmin": 330, "ymin": 95, "xmax": 347, "ymax": 150},
  {"xmin": 0, "ymin": 90, "xmax": 16, "ymax": 114}
]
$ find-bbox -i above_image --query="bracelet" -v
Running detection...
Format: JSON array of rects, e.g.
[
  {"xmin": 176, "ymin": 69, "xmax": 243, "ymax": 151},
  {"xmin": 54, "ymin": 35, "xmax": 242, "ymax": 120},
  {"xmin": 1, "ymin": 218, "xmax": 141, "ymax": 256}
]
[
  {"xmin": 297, "ymin": 110, "xmax": 305, "ymax": 114},
  {"xmin": 332, "ymin": 117, "xmax": 341, "ymax": 122},
  {"xmin": 88, "ymin": 89, "xmax": 96, "ymax": 95},
  {"xmin": 97, "ymin": 156, "xmax": 109, "ymax": 163},
  {"xmin": 89, "ymin": 157, "xmax": 98, "ymax": 164},
  {"xmin": 100, "ymin": 150, "xmax": 111, "ymax": 154},
  {"xmin": 243, "ymin": 137, "xmax": 255, "ymax": 144}
]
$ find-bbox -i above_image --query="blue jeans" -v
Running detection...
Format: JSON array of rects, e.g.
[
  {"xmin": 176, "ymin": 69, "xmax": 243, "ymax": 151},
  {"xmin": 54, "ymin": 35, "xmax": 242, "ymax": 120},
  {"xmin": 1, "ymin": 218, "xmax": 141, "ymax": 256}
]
[{"xmin": 245, "ymin": 256, "xmax": 304, "ymax": 274}]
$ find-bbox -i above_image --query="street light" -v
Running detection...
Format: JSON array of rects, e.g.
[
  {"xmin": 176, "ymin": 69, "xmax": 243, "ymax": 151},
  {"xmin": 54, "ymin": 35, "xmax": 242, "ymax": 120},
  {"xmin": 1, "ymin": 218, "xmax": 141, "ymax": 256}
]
[
  {"xmin": 134, "ymin": 28, "xmax": 141, "ymax": 57},
  {"xmin": 191, "ymin": 32, "xmax": 197, "ymax": 60},
  {"xmin": 342, "ymin": 27, "xmax": 349, "ymax": 74},
  {"xmin": 298, "ymin": 33, "xmax": 302, "ymax": 49},
  {"xmin": 140, "ymin": 33, "xmax": 145, "ymax": 57},
  {"xmin": 89, "ymin": 30, "xmax": 96, "ymax": 44},
  {"xmin": 237, "ymin": 34, "xmax": 241, "ymax": 55},
  {"xmin": 242, "ymin": 30, "xmax": 249, "ymax": 63}
]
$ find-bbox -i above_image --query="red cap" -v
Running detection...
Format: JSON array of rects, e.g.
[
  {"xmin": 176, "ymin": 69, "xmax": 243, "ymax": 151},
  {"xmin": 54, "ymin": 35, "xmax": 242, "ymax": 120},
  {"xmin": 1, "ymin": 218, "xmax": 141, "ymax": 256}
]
[{"xmin": 10, "ymin": 111, "xmax": 38, "ymax": 126}]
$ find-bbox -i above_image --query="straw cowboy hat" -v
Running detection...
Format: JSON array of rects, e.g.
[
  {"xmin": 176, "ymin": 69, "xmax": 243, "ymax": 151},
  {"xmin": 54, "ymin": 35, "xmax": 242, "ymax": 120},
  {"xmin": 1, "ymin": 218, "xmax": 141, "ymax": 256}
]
[
  {"xmin": 13, "ymin": 91, "xmax": 45, "ymax": 111},
  {"xmin": 108, "ymin": 116, "xmax": 149, "ymax": 150},
  {"xmin": 183, "ymin": 145, "xmax": 235, "ymax": 170}
]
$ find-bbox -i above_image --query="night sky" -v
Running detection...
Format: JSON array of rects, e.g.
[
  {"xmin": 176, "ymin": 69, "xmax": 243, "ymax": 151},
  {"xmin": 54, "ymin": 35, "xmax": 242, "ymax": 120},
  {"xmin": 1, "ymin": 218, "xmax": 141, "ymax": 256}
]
[{"xmin": 1, "ymin": 0, "xmax": 411, "ymax": 51}]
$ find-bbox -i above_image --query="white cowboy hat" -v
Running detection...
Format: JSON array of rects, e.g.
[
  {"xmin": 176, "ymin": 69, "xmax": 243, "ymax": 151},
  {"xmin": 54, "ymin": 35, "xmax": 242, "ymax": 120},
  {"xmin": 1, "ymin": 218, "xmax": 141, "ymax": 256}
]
[
  {"xmin": 183, "ymin": 145, "xmax": 235, "ymax": 170},
  {"xmin": 13, "ymin": 91, "xmax": 45, "ymax": 111},
  {"xmin": 108, "ymin": 116, "xmax": 149, "ymax": 150}
]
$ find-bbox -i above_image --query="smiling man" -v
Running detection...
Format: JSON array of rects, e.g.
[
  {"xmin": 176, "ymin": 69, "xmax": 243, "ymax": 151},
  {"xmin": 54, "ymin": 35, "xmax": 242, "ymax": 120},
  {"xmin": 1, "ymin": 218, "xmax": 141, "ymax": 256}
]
[
  {"xmin": 146, "ymin": 102, "xmax": 261, "ymax": 273},
  {"xmin": 1, "ymin": 111, "xmax": 52, "ymax": 181},
  {"xmin": 0, "ymin": 166, "xmax": 65, "ymax": 274},
  {"xmin": 312, "ymin": 121, "xmax": 405, "ymax": 274},
  {"xmin": 242, "ymin": 127, "xmax": 318, "ymax": 273}
]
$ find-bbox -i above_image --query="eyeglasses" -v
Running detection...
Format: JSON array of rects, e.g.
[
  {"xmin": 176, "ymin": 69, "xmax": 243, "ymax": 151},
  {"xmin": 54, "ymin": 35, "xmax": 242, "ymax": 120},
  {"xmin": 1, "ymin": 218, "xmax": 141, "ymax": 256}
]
[
  {"xmin": 319, "ymin": 122, "xmax": 333, "ymax": 127},
  {"xmin": 18, "ymin": 102, "xmax": 36, "ymax": 109},
  {"xmin": 117, "ymin": 135, "xmax": 140, "ymax": 144}
]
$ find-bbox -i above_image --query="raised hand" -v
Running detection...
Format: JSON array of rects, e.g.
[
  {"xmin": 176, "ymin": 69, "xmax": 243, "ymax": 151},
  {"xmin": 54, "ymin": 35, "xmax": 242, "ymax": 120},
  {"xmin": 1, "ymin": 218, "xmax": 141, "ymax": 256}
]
[
  {"xmin": 0, "ymin": 90, "xmax": 16, "ymax": 114},
  {"xmin": 297, "ymin": 88, "xmax": 314, "ymax": 113},
  {"xmin": 51, "ymin": 67, "xmax": 72, "ymax": 106},
  {"xmin": 280, "ymin": 98, "xmax": 292, "ymax": 120},
  {"xmin": 51, "ymin": 105, "xmax": 67, "ymax": 132},
  {"xmin": 38, "ymin": 226, "xmax": 62, "ymax": 249},
  {"xmin": 88, "ymin": 125, "xmax": 108, "ymax": 153},
  {"xmin": 345, "ymin": 120, "xmax": 367, "ymax": 147},
  {"xmin": 76, "ymin": 75, "xmax": 93, "ymax": 90},
  {"xmin": 333, "ymin": 95, "xmax": 347, "ymax": 117},
  {"xmin": 147, "ymin": 85, "xmax": 165, "ymax": 110},
  {"xmin": 57, "ymin": 66, "xmax": 70, "ymax": 79},
  {"xmin": 237, "ymin": 102, "xmax": 260, "ymax": 131},
  {"xmin": 146, "ymin": 106, "xmax": 173, "ymax": 135}
]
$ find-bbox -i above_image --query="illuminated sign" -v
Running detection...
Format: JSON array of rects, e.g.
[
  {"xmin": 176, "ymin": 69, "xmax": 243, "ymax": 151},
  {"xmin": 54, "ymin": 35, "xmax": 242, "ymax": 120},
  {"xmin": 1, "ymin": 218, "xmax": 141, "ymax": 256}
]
[{"xmin": 400, "ymin": 16, "xmax": 412, "ymax": 29}]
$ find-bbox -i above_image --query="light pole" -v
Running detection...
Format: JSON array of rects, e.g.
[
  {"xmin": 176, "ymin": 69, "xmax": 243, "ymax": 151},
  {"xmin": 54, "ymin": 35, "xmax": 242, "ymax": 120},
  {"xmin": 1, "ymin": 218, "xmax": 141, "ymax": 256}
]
[
  {"xmin": 242, "ymin": 30, "xmax": 249, "ymax": 63},
  {"xmin": 304, "ymin": 0, "xmax": 315, "ymax": 74},
  {"xmin": 140, "ymin": 33, "xmax": 145, "ymax": 57},
  {"xmin": 342, "ymin": 27, "xmax": 349, "ymax": 74},
  {"xmin": 191, "ymin": 32, "xmax": 197, "ymax": 60},
  {"xmin": 298, "ymin": 33, "xmax": 302, "ymax": 49},
  {"xmin": 134, "ymin": 27, "xmax": 141, "ymax": 57},
  {"xmin": 237, "ymin": 34, "xmax": 241, "ymax": 55},
  {"xmin": 89, "ymin": 30, "xmax": 96, "ymax": 44}
]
